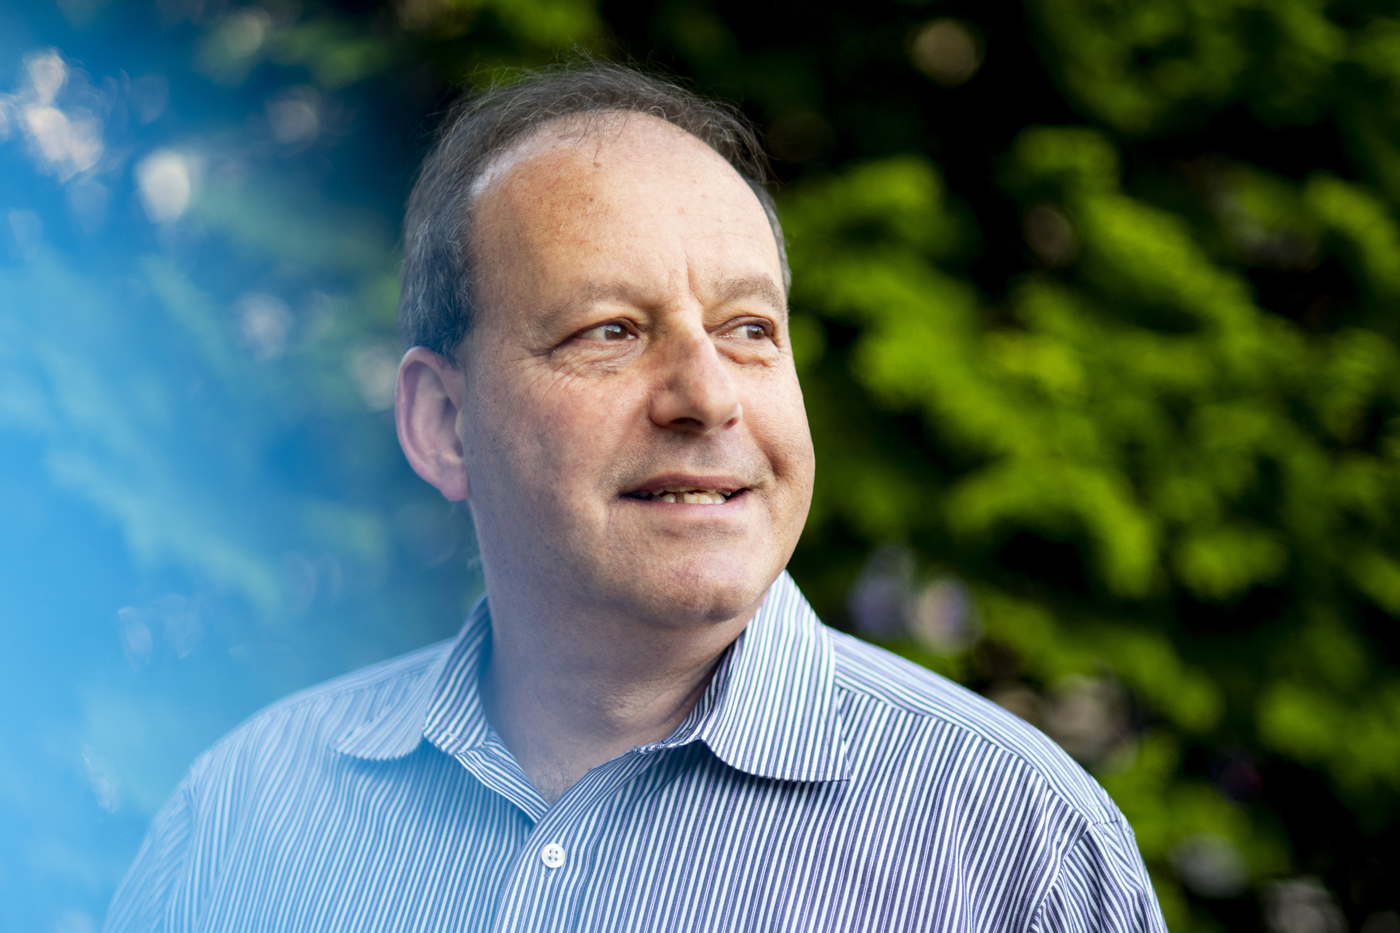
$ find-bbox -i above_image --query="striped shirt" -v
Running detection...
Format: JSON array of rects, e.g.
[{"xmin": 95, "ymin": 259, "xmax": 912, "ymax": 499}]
[{"xmin": 104, "ymin": 572, "xmax": 1167, "ymax": 932}]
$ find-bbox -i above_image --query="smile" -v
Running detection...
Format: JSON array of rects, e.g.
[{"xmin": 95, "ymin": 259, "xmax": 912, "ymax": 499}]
[{"xmin": 626, "ymin": 487, "xmax": 739, "ymax": 505}]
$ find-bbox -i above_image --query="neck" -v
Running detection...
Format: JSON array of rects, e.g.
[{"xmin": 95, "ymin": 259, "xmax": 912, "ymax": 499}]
[{"xmin": 478, "ymin": 586, "xmax": 753, "ymax": 806}]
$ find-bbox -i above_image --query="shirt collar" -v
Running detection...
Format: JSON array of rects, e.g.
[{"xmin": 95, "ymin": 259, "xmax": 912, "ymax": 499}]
[
  {"xmin": 331, "ymin": 597, "xmax": 490, "ymax": 761},
  {"xmin": 682, "ymin": 571, "xmax": 848, "ymax": 781},
  {"xmin": 334, "ymin": 572, "xmax": 848, "ymax": 783}
]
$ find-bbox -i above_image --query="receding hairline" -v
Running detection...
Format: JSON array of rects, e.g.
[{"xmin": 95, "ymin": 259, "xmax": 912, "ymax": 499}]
[{"xmin": 468, "ymin": 109, "xmax": 744, "ymax": 213}]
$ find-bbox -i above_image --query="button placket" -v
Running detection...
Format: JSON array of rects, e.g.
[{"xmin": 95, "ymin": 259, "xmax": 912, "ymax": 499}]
[{"xmin": 488, "ymin": 749, "xmax": 667, "ymax": 932}]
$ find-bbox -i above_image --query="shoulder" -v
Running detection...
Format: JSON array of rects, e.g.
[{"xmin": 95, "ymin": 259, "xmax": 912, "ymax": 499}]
[
  {"xmin": 828, "ymin": 627, "xmax": 1124, "ymax": 827},
  {"xmin": 103, "ymin": 640, "xmax": 456, "ymax": 932}
]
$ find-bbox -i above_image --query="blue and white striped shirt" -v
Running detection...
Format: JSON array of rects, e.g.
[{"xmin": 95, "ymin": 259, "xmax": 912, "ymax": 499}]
[{"xmin": 105, "ymin": 572, "xmax": 1167, "ymax": 932}]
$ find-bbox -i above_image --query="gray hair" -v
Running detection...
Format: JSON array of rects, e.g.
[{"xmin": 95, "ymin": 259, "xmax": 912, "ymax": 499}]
[{"xmin": 398, "ymin": 60, "xmax": 789, "ymax": 358}]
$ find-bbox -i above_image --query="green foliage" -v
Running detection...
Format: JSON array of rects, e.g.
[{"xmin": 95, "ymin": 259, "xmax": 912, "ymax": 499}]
[{"xmin": 1028, "ymin": 0, "xmax": 1347, "ymax": 133}]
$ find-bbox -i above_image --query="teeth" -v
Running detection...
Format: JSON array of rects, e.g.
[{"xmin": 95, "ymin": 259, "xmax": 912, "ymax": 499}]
[{"xmin": 638, "ymin": 487, "xmax": 732, "ymax": 505}]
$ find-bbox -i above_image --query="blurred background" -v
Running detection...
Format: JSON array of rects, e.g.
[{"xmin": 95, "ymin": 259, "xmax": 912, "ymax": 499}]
[{"xmin": 2, "ymin": 0, "xmax": 1399, "ymax": 930}]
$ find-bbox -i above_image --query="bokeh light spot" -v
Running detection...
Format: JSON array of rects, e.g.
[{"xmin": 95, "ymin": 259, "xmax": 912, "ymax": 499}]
[
  {"xmin": 350, "ymin": 344, "xmax": 400, "ymax": 411},
  {"xmin": 1024, "ymin": 204, "xmax": 1078, "ymax": 266},
  {"xmin": 1169, "ymin": 832, "xmax": 1248, "ymax": 898},
  {"xmin": 236, "ymin": 293, "xmax": 294, "ymax": 359},
  {"xmin": 267, "ymin": 87, "xmax": 321, "ymax": 145},
  {"xmin": 136, "ymin": 150, "xmax": 193, "ymax": 223},
  {"xmin": 909, "ymin": 19, "xmax": 983, "ymax": 87}
]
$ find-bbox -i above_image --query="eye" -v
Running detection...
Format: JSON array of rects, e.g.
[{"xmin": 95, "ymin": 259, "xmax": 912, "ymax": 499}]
[
  {"xmin": 578, "ymin": 322, "xmax": 635, "ymax": 341},
  {"xmin": 731, "ymin": 321, "xmax": 771, "ymax": 340}
]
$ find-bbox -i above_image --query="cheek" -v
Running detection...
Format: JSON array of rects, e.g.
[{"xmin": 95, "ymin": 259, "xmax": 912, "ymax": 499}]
[
  {"xmin": 751, "ymin": 375, "xmax": 815, "ymax": 478},
  {"xmin": 472, "ymin": 366, "xmax": 645, "ymax": 491}
]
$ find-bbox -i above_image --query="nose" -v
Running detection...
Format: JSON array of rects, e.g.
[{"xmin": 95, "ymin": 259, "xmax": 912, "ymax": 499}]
[{"xmin": 648, "ymin": 325, "xmax": 742, "ymax": 434}]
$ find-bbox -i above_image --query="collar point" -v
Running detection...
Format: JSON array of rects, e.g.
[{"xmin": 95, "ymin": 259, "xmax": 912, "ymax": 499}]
[{"xmin": 331, "ymin": 732, "xmax": 424, "ymax": 761}]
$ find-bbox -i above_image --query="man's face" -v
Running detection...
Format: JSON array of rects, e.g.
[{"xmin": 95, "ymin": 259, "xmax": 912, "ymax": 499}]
[{"xmin": 459, "ymin": 113, "xmax": 814, "ymax": 627}]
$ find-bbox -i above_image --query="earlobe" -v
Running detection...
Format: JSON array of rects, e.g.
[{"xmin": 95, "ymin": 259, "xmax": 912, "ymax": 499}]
[{"xmin": 395, "ymin": 347, "xmax": 471, "ymax": 501}]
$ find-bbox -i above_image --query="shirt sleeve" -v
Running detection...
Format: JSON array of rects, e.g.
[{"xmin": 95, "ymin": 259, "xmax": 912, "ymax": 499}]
[
  {"xmin": 102, "ymin": 777, "xmax": 196, "ymax": 933},
  {"xmin": 1029, "ymin": 819, "xmax": 1170, "ymax": 933}
]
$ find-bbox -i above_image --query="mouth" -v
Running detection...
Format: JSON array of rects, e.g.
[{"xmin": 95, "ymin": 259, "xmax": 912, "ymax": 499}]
[{"xmin": 624, "ymin": 484, "xmax": 745, "ymax": 506}]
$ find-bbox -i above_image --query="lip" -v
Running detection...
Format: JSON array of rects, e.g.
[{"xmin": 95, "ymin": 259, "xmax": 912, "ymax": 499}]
[{"xmin": 622, "ymin": 473, "xmax": 749, "ymax": 498}]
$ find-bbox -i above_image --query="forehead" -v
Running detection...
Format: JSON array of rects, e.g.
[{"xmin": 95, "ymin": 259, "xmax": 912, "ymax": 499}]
[
  {"xmin": 473, "ymin": 111, "xmax": 742, "ymax": 206},
  {"xmin": 468, "ymin": 113, "xmax": 782, "ymax": 307}
]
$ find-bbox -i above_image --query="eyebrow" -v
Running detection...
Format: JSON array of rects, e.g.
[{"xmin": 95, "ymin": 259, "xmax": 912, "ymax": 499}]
[
  {"xmin": 709, "ymin": 274, "xmax": 788, "ymax": 316},
  {"xmin": 533, "ymin": 283, "xmax": 651, "ymax": 335},
  {"xmin": 541, "ymin": 274, "xmax": 788, "ymax": 329}
]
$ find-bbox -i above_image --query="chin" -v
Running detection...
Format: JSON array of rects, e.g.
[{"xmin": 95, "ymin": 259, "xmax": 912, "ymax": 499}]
[{"xmin": 618, "ymin": 557, "xmax": 777, "ymax": 628}]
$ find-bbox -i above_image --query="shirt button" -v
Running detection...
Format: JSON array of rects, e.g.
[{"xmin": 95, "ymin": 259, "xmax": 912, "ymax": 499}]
[{"xmin": 540, "ymin": 842, "xmax": 566, "ymax": 869}]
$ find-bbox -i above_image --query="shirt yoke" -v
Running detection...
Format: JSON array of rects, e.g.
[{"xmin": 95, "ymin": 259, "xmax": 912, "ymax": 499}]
[{"xmin": 828, "ymin": 627, "xmax": 1128, "ymax": 830}]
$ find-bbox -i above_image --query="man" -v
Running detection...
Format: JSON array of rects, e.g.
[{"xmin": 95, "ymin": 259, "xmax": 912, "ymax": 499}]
[{"xmin": 106, "ymin": 63, "xmax": 1167, "ymax": 932}]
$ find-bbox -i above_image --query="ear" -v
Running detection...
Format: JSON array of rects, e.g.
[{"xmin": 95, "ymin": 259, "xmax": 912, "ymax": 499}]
[{"xmin": 395, "ymin": 346, "xmax": 470, "ymax": 501}]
